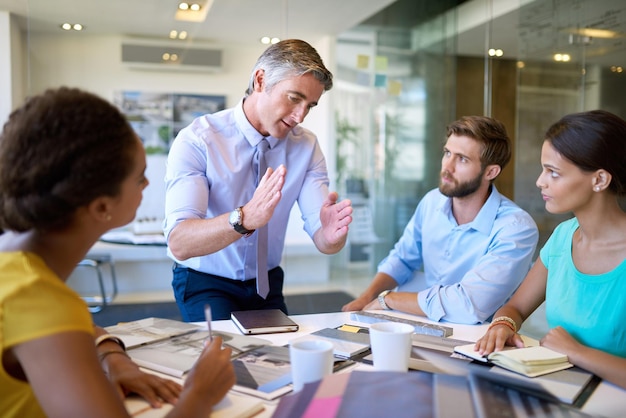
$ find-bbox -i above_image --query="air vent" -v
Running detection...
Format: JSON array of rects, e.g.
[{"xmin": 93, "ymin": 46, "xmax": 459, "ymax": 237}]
[{"xmin": 121, "ymin": 42, "xmax": 222, "ymax": 72}]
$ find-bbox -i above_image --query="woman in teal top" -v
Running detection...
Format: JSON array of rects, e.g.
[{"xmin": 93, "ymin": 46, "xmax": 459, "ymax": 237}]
[{"xmin": 474, "ymin": 110, "xmax": 626, "ymax": 390}]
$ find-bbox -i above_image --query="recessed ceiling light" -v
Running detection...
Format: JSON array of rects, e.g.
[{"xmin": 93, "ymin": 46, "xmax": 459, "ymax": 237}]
[
  {"xmin": 553, "ymin": 53, "xmax": 571, "ymax": 62},
  {"xmin": 260, "ymin": 36, "xmax": 280, "ymax": 45},
  {"xmin": 60, "ymin": 22, "xmax": 84, "ymax": 31},
  {"xmin": 176, "ymin": 1, "xmax": 211, "ymax": 23}
]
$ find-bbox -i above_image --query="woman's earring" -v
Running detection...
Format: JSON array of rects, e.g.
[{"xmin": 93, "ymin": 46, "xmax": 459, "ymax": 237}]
[{"xmin": 594, "ymin": 186, "xmax": 600, "ymax": 192}]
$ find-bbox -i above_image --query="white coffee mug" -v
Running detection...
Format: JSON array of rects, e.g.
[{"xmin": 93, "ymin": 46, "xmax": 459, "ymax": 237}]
[
  {"xmin": 289, "ymin": 339, "xmax": 334, "ymax": 392},
  {"xmin": 369, "ymin": 322, "xmax": 414, "ymax": 372}
]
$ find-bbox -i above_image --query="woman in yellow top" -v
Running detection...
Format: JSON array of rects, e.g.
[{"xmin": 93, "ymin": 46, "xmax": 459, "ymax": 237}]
[{"xmin": 0, "ymin": 87, "xmax": 235, "ymax": 417}]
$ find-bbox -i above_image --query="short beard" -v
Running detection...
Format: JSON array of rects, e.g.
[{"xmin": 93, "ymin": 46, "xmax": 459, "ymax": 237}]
[{"xmin": 439, "ymin": 170, "xmax": 484, "ymax": 198}]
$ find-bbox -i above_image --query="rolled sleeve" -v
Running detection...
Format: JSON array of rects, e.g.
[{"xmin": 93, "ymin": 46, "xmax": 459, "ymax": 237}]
[{"xmin": 163, "ymin": 132, "xmax": 210, "ymax": 239}]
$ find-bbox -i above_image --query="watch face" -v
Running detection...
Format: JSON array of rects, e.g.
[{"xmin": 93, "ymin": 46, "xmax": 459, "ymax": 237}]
[{"xmin": 229, "ymin": 208, "xmax": 241, "ymax": 225}]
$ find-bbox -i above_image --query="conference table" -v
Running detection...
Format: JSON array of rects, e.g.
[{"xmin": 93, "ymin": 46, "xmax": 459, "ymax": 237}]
[{"xmin": 206, "ymin": 310, "xmax": 625, "ymax": 418}]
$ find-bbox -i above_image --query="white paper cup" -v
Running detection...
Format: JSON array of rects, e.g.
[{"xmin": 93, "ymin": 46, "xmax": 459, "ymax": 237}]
[
  {"xmin": 289, "ymin": 339, "xmax": 334, "ymax": 392},
  {"xmin": 369, "ymin": 322, "xmax": 414, "ymax": 372}
]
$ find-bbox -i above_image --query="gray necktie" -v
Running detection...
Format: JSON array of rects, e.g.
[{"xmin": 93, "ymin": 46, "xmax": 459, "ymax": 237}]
[{"xmin": 255, "ymin": 139, "xmax": 270, "ymax": 298}]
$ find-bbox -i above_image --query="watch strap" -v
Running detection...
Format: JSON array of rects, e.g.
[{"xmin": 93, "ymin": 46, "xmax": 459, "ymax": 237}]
[
  {"xmin": 378, "ymin": 290, "xmax": 392, "ymax": 310},
  {"xmin": 230, "ymin": 206, "xmax": 255, "ymax": 236}
]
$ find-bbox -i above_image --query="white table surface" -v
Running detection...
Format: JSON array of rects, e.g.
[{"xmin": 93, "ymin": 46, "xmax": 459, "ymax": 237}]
[{"xmin": 207, "ymin": 310, "xmax": 625, "ymax": 418}]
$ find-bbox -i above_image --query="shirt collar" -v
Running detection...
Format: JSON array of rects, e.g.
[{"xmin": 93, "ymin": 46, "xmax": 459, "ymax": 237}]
[
  {"xmin": 471, "ymin": 185, "xmax": 501, "ymax": 235},
  {"xmin": 438, "ymin": 185, "xmax": 502, "ymax": 235},
  {"xmin": 234, "ymin": 98, "xmax": 278, "ymax": 149}
]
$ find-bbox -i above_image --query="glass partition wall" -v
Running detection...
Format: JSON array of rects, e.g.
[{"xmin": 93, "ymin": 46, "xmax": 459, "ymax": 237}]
[{"xmin": 334, "ymin": 0, "xmax": 626, "ymax": 271}]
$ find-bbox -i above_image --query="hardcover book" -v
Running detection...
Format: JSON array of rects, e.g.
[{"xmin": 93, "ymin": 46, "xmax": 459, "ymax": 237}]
[{"xmin": 231, "ymin": 309, "xmax": 299, "ymax": 335}]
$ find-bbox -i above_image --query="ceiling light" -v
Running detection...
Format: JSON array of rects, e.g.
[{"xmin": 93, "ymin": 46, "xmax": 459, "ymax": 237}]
[
  {"xmin": 60, "ymin": 22, "xmax": 84, "ymax": 31},
  {"xmin": 553, "ymin": 53, "xmax": 571, "ymax": 62},
  {"xmin": 176, "ymin": 0, "xmax": 212, "ymax": 23},
  {"xmin": 488, "ymin": 48, "xmax": 503, "ymax": 57},
  {"xmin": 567, "ymin": 27, "xmax": 619, "ymax": 39},
  {"xmin": 261, "ymin": 37, "xmax": 280, "ymax": 45},
  {"xmin": 169, "ymin": 30, "xmax": 189, "ymax": 40}
]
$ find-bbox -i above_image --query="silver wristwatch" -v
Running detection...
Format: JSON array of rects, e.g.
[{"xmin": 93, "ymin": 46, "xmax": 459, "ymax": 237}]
[
  {"xmin": 228, "ymin": 206, "xmax": 254, "ymax": 236},
  {"xmin": 377, "ymin": 289, "xmax": 392, "ymax": 310}
]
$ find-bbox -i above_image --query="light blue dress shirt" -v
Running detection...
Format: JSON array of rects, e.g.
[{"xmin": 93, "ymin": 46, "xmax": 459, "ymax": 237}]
[
  {"xmin": 379, "ymin": 186, "xmax": 538, "ymax": 324},
  {"xmin": 163, "ymin": 99, "xmax": 329, "ymax": 280}
]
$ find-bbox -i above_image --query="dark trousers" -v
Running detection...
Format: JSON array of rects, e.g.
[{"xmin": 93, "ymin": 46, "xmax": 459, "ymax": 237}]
[{"xmin": 172, "ymin": 264, "xmax": 288, "ymax": 321}]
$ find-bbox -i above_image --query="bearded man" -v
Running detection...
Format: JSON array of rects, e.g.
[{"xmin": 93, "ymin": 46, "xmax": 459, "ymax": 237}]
[{"xmin": 342, "ymin": 116, "xmax": 538, "ymax": 324}]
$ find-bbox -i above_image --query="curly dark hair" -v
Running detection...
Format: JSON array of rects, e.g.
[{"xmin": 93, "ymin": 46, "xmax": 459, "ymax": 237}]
[
  {"xmin": 0, "ymin": 87, "xmax": 137, "ymax": 232},
  {"xmin": 544, "ymin": 110, "xmax": 626, "ymax": 196}
]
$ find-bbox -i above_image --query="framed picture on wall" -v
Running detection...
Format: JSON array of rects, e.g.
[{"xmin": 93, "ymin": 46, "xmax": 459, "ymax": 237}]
[{"xmin": 114, "ymin": 91, "xmax": 226, "ymax": 154}]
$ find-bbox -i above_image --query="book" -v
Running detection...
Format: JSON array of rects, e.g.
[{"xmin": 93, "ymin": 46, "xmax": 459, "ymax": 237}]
[
  {"xmin": 231, "ymin": 309, "xmax": 299, "ymax": 335},
  {"xmin": 454, "ymin": 343, "xmax": 574, "ymax": 377},
  {"xmin": 409, "ymin": 333, "xmax": 473, "ymax": 373},
  {"xmin": 305, "ymin": 327, "xmax": 371, "ymax": 359},
  {"xmin": 125, "ymin": 391, "xmax": 264, "ymax": 418},
  {"xmin": 231, "ymin": 345, "xmax": 295, "ymax": 400},
  {"xmin": 105, "ymin": 317, "xmax": 202, "ymax": 349},
  {"xmin": 106, "ymin": 317, "xmax": 270, "ymax": 377}
]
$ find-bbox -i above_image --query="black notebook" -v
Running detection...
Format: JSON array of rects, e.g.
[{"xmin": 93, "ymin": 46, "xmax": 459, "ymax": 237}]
[{"xmin": 231, "ymin": 309, "xmax": 299, "ymax": 335}]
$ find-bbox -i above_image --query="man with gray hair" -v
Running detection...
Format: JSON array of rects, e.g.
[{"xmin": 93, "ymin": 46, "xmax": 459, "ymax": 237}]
[{"xmin": 165, "ymin": 39, "xmax": 353, "ymax": 321}]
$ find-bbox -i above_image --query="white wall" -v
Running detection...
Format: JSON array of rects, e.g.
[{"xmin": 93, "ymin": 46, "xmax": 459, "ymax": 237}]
[
  {"xmin": 22, "ymin": 33, "xmax": 339, "ymax": 290},
  {"xmin": 27, "ymin": 34, "xmax": 265, "ymax": 109},
  {"xmin": 0, "ymin": 11, "xmax": 24, "ymax": 125}
]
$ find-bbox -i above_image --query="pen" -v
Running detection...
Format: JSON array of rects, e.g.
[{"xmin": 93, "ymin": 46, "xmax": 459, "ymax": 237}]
[{"xmin": 204, "ymin": 304, "xmax": 213, "ymax": 342}]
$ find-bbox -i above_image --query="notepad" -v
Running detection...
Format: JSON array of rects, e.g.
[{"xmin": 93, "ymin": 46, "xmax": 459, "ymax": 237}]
[
  {"xmin": 231, "ymin": 309, "xmax": 299, "ymax": 335},
  {"xmin": 304, "ymin": 327, "xmax": 371, "ymax": 358},
  {"xmin": 454, "ymin": 343, "xmax": 573, "ymax": 377}
]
